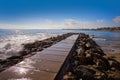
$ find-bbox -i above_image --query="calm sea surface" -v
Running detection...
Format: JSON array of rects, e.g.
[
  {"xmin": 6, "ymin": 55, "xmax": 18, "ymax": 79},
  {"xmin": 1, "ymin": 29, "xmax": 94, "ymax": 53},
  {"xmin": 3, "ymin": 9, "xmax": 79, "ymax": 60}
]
[{"xmin": 0, "ymin": 29, "xmax": 120, "ymax": 59}]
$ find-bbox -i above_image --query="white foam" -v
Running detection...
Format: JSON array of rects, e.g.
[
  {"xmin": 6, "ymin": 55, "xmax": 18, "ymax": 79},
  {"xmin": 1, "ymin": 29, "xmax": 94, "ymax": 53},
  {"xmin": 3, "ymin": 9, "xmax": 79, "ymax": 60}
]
[
  {"xmin": 9, "ymin": 78, "xmax": 32, "ymax": 80},
  {"xmin": 0, "ymin": 33, "xmax": 56, "ymax": 60},
  {"xmin": 93, "ymin": 38, "xmax": 106, "ymax": 41}
]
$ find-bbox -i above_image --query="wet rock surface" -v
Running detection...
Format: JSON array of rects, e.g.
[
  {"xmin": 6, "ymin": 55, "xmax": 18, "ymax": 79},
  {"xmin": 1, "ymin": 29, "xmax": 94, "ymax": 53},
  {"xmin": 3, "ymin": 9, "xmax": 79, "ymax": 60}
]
[
  {"xmin": 0, "ymin": 33, "xmax": 76, "ymax": 72},
  {"xmin": 63, "ymin": 33, "xmax": 120, "ymax": 80}
]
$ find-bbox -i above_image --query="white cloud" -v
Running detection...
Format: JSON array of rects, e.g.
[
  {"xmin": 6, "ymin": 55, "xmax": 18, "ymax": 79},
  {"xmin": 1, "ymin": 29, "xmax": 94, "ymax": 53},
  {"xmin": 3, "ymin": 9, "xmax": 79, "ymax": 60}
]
[
  {"xmin": 44, "ymin": 19, "xmax": 55, "ymax": 25},
  {"xmin": 113, "ymin": 16, "xmax": 120, "ymax": 23},
  {"xmin": 62, "ymin": 19, "xmax": 98, "ymax": 29},
  {"xmin": 96, "ymin": 19, "xmax": 104, "ymax": 23},
  {"xmin": 63, "ymin": 19, "xmax": 80, "ymax": 28},
  {"xmin": 0, "ymin": 18, "xmax": 110, "ymax": 29}
]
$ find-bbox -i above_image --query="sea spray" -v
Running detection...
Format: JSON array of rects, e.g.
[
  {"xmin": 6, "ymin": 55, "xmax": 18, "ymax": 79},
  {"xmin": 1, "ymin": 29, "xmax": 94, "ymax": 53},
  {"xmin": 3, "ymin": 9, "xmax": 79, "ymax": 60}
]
[
  {"xmin": 0, "ymin": 33, "xmax": 75, "ymax": 72},
  {"xmin": 0, "ymin": 33, "xmax": 57, "ymax": 60}
]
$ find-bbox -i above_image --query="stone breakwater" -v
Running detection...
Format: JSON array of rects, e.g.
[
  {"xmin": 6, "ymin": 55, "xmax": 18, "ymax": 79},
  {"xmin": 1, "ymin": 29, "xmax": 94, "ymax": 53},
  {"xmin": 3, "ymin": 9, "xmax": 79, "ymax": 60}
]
[
  {"xmin": 0, "ymin": 33, "xmax": 76, "ymax": 72},
  {"xmin": 63, "ymin": 33, "xmax": 120, "ymax": 80}
]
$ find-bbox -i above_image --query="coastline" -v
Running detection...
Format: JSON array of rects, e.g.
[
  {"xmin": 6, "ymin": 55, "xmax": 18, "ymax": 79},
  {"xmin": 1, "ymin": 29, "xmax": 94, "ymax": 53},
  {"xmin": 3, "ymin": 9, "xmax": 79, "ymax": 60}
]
[
  {"xmin": 62, "ymin": 27, "xmax": 120, "ymax": 32},
  {"xmin": 0, "ymin": 33, "xmax": 76, "ymax": 72},
  {"xmin": 0, "ymin": 32, "xmax": 120, "ymax": 80},
  {"xmin": 61, "ymin": 33, "xmax": 120, "ymax": 80}
]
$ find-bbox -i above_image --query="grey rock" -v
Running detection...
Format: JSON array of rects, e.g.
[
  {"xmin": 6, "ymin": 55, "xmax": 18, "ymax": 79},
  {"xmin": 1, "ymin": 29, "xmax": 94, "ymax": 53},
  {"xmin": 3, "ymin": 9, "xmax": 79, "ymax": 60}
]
[
  {"xmin": 73, "ymin": 65, "xmax": 96, "ymax": 79},
  {"xmin": 92, "ymin": 53, "xmax": 110, "ymax": 71},
  {"xmin": 111, "ymin": 61, "xmax": 120, "ymax": 71},
  {"xmin": 76, "ymin": 47, "xmax": 85, "ymax": 56},
  {"xmin": 85, "ymin": 42, "xmax": 91, "ymax": 48},
  {"xmin": 63, "ymin": 72, "xmax": 76, "ymax": 80}
]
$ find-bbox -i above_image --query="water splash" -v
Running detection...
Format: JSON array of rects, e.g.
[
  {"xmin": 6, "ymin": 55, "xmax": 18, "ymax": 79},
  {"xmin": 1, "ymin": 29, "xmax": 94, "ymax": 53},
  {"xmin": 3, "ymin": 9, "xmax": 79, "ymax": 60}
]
[
  {"xmin": 9, "ymin": 78, "xmax": 32, "ymax": 80},
  {"xmin": 0, "ymin": 30, "xmax": 57, "ymax": 60}
]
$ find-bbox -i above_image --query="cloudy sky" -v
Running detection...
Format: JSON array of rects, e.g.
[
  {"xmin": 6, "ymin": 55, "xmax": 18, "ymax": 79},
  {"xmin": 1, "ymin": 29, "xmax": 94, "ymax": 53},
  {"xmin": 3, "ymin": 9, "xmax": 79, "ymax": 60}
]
[{"xmin": 0, "ymin": 0, "xmax": 120, "ymax": 29}]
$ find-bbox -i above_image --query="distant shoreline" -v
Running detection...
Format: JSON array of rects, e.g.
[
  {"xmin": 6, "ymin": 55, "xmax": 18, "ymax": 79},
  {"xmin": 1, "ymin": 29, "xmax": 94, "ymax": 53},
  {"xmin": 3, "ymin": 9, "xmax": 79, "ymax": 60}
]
[
  {"xmin": 62, "ymin": 27, "xmax": 120, "ymax": 32},
  {"xmin": 0, "ymin": 27, "xmax": 120, "ymax": 32}
]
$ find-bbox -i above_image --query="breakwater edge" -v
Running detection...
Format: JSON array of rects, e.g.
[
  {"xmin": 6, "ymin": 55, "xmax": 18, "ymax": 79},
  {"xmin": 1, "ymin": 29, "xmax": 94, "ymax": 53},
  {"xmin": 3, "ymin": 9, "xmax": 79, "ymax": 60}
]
[
  {"xmin": 0, "ymin": 33, "xmax": 76, "ymax": 72},
  {"xmin": 56, "ymin": 33, "xmax": 120, "ymax": 80},
  {"xmin": 0, "ymin": 31, "xmax": 120, "ymax": 80}
]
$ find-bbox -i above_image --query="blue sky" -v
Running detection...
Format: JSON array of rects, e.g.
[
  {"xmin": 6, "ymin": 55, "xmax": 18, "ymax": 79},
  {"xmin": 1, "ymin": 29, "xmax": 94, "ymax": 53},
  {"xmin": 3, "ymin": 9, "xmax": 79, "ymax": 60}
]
[{"xmin": 0, "ymin": 0, "xmax": 120, "ymax": 29}]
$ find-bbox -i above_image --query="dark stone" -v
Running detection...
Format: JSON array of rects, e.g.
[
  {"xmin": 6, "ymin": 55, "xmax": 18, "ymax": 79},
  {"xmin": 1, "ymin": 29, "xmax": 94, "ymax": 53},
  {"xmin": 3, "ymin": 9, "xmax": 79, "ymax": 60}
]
[
  {"xmin": 73, "ymin": 65, "xmax": 96, "ymax": 79},
  {"xmin": 111, "ymin": 61, "xmax": 120, "ymax": 71},
  {"xmin": 19, "ymin": 50, "xmax": 28, "ymax": 56},
  {"xmin": 86, "ymin": 56, "xmax": 95, "ymax": 65},
  {"xmin": 43, "ymin": 45, "xmax": 51, "ymax": 48},
  {"xmin": 90, "ymin": 48, "xmax": 105, "ymax": 56},
  {"xmin": 74, "ymin": 56, "xmax": 87, "ymax": 65},
  {"xmin": 97, "ymin": 59, "xmax": 110, "ymax": 71},
  {"xmin": 92, "ymin": 53, "xmax": 110, "ymax": 71},
  {"xmin": 7, "ymin": 56, "xmax": 23, "ymax": 60},
  {"xmin": 0, "ymin": 60, "xmax": 7, "ymax": 65},
  {"xmin": 76, "ymin": 47, "xmax": 85, "ymax": 56},
  {"xmin": 63, "ymin": 72, "xmax": 76, "ymax": 80}
]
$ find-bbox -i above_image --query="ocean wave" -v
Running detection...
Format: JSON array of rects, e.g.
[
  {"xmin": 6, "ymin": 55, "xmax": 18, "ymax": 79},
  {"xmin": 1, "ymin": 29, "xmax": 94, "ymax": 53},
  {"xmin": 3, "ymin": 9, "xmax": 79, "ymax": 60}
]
[
  {"xmin": 0, "ymin": 33, "xmax": 56, "ymax": 60},
  {"xmin": 93, "ymin": 38, "xmax": 106, "ymax": 41}
]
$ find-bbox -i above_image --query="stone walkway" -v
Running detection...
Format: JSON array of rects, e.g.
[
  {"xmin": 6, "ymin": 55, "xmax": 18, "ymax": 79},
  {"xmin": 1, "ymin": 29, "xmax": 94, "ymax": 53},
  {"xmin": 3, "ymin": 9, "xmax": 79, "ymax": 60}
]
[{"xmin": 0, "ymin": 35, "xmax": 78, "ymax": 80}]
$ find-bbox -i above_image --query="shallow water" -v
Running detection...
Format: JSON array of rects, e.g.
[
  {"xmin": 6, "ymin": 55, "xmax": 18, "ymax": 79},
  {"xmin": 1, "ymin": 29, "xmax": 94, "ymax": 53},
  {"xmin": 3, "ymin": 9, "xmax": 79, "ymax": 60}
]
[{"xmin": 0, "ymin": 29, "xmax": 120, "ymax": 59}]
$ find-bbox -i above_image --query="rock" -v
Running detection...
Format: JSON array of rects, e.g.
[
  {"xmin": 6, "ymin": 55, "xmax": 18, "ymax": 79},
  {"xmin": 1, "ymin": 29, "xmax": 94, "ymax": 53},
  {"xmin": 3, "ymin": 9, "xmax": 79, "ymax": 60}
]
[
  {"xmin": 23, "ymin": 49, "xmax": 30, "ymax": 53},
  {"xmin": 108, "ymin": 71, "xmax": 120, "ymax": 80},
  {"xmin": 111, "ymin": 61, "xmax": 120, "ymax": 71},
  {"xmin": 73, "ymin": 65, "xmax": 96, "ymax": 79},
  {"xmin": 85, "ymin": 42, "xmax": 91, "ymax": 48},
  {"xmin": 79, "ymin": 41, "xmax": 86, "ymax": 46},
  {"xmin": 62, "ymin": 33, "xmax": 120, "ymax": 80},
  {"xmin": 0, "ymin": 60, "xmax": 7, "ymax": 65},
  {"xmin": 76, "ymin": 47, "xmax": 85, "ymax": 56},
  {"xmin": 100, "ymin": 73, "xmax": 108, "ymax": 80},
  {"xmin": 19, "ymin": 50, "xmax": 28, "ymax": 56},
  {"xmin": 63, "ymin": 72, "xmax": 76, "ymax": 80},
  {"xmin": 107, "ymin": 77, "xmax": 115, "ymax": 80},
  {"xmin": 7, "ymin": 56, "xmax": 23, "ymax": 60},
  {"xmin": 43, "ymin": 45, "xmax": 50, "ymax": 48},
  {"xmin": 92, "ymin": 53, "xmax": 110, "ymax": 71},
  {"xmin": 86, "ymin": 56, "xmax": 95, "ymax": 65},
  {"xmin": 86, "ymin": 52, "xmax": 91, "ymax": 57},
  {"xmin": 97, "ymin": 59, "xmax": 110, "ymax": 71},
  {"xmin": 90, "ymin": 48, "xmax": 105, "ymax": 56},
  {"xmin": 74, "ymin": 56, "xmax": 87, "ymax": 65},
  {"xmin": 94, "ymin": 73, "xmax": 108, "ymax": 80},
  {"xmin": 85, "ymin": 50, "xmax": 92, "ymax": 54},
  {"xmin": 37, "ymin": 47, "xmax": 43, "ymax": 51}
]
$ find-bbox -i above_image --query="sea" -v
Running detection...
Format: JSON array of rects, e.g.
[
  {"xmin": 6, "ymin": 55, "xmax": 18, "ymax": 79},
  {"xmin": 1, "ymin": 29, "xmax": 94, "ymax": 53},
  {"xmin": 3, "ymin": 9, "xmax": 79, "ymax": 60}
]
[{"xmin": 0, "ymin": 29, "xmax": 120, "ymax": 60}]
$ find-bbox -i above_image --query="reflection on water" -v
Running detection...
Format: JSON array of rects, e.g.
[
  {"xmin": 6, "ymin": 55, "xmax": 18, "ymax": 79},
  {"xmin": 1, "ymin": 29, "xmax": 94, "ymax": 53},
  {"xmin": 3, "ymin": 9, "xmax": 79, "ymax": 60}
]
[
  {"xmin": 10, "ymin": 59, "xmax": 35, "ymax": 75},
  {"xmin": 9, "ymin": 78, "xmax": 32, "ymax": 80},
  {"xmin": 18, "ymin": 59, "xmax": 35, "ymax": 68},
  {"xmin": 13, "ymin": 67, "xmax": 29, "ymax": 75},
  {"xmin": 93, "ymin": 38, "xmax": 106, "ymax": 41}
]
